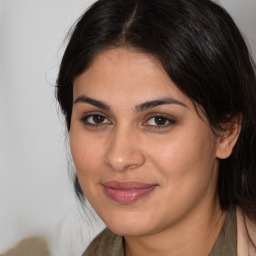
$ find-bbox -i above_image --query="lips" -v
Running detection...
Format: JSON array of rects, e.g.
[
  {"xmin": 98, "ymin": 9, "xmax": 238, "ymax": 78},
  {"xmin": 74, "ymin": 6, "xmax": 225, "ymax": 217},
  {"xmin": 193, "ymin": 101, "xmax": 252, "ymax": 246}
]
[{"xmin": 102, "ymin": 181, "xmax": 158, "ymax": 204}]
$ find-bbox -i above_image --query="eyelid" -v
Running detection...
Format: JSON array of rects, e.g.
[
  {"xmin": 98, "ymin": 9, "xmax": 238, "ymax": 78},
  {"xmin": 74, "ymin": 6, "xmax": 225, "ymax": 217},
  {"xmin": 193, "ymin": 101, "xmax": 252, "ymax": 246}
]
[
  {"xmin": 143, "ymin": 113, "xmax": 176, "ymax": 127},
  {"xmin": 80, "ymin": 112, "xmax": 112, "ymax": 126},
  {"xmin": 79, "ymin": 111, "xmax": 176, "ymax": 129}
]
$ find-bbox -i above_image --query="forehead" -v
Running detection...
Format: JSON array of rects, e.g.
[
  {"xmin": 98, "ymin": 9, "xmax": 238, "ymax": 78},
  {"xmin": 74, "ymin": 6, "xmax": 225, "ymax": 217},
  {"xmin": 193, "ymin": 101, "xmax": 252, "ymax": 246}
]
[{"xmin": 73, "ymin": 47, "xmax": 190, "ymax": 107}]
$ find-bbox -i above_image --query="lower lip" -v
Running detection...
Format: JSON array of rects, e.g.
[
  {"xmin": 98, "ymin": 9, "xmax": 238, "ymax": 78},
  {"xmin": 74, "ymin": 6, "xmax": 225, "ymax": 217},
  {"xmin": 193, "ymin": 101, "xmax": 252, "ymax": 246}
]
[{"xmin": 103, "ymin": 186, "xmax": 157, "ymax": 204}]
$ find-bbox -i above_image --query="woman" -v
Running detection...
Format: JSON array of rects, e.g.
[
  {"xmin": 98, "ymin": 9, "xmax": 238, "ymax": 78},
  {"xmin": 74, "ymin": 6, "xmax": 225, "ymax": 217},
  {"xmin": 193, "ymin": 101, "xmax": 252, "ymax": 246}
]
[{"xmin": 56, "ymin": 0, "xmax": 256, "ymax": 255}]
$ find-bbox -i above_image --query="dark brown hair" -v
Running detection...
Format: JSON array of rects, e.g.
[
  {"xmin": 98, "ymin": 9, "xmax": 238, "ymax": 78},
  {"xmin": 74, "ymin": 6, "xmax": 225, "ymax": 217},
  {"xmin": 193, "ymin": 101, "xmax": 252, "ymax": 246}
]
[{"xmin": 56, "ymin": 0, "xmax": 256, "ymax": 219}]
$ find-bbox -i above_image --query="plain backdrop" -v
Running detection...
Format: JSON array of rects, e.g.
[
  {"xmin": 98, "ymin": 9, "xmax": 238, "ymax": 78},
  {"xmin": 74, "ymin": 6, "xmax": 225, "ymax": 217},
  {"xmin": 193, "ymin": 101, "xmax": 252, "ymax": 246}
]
[{"xmin": 0, "ymin": 0, "xmax": 255, "ymax": 255}]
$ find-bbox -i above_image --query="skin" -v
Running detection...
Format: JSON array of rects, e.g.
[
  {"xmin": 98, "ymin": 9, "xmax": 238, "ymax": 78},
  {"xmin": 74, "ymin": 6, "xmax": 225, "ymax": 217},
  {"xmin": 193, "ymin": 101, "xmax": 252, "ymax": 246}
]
[{"xmin": 70, "ymin": 48, "xmax": 239, "ymax": 256}]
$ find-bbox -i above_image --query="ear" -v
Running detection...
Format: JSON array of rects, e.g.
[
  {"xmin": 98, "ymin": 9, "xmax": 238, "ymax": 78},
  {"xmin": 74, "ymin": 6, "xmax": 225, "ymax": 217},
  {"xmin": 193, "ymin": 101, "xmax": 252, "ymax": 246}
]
[{"xmin": 216, "ymin": 113, "xmax": 242, "ymax": 159}]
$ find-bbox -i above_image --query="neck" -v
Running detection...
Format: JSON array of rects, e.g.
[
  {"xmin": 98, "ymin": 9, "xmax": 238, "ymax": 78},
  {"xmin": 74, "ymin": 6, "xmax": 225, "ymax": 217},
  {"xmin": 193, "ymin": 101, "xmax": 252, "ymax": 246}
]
[{"xmin": 124, "ymin": 199, "xmax": 227, "ymax": 256}]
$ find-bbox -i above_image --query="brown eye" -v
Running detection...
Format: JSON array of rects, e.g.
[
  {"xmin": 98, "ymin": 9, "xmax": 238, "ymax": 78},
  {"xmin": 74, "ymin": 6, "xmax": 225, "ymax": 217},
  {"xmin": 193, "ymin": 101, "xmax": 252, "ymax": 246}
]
[
  {"xmin": 81, "ymin": 114, "xmax": 111, "ymax": 126},
  {"xmin": 154, "ymin": 117, "xmax": 168, "ymax": 125},
  {"xmin": 145, "ymin": 115, "xmax": 176, "ymax": 128},
  {"xmin": 92, "ymin": 115, "xmax": 105, "ymax": 124}
]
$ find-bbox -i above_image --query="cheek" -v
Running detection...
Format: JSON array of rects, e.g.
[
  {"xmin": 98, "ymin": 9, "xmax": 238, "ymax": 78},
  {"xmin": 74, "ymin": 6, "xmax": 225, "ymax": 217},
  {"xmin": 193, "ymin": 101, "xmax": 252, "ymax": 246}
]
[
  {"xmin": 70, "ymin": 133, "xmax": 107, "ymax": 205},
  {"xmin": 146, "ymin": 127, "xmax": 217, "ymax": 189},
  {"xmin": 144, "ymin": 131, "xmax": 218, "ymax": 221},
  {"xmin": 70, "ymin": 130, "xmax": 104, "ymax": 182}
]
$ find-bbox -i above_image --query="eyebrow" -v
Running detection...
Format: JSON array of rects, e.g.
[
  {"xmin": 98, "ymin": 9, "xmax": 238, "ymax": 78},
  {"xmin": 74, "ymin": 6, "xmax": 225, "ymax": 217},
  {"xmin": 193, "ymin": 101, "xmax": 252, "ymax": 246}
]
[
  {"xmin": 74, "ymin": 95, "xmax": 187, "ymax": 112},
  {"xmin": 135, "ymin": 98, "xmax": 187, "ymax": 112},
  {"xmin": 74, "ymin": 96, "xmax": 111, "ymax": 111}
]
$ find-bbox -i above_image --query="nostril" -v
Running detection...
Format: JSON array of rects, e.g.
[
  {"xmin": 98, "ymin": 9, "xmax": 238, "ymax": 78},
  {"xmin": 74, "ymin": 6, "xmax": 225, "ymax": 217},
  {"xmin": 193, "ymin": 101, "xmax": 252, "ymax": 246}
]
[
  {"xmin": 123, "ymin": 163, "xmax": 143, "ymax": 171},
  {"xmin": 103, "ymin": 129, "xmax": 146, "ymax": 172},
  {"xmin": 104, "ymin": 149, "xmax": 146, "ymax": 172}
]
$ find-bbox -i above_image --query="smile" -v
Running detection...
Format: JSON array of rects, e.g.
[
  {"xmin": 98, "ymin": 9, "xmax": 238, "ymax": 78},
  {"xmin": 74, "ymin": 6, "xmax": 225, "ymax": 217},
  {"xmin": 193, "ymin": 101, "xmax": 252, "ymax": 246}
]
[{"xmin": 102, "ymin": 181, "xmax": 158, "ymax": 204}]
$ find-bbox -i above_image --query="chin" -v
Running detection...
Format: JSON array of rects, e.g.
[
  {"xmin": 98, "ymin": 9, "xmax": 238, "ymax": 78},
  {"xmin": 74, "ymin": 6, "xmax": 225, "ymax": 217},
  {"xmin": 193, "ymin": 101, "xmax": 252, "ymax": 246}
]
[
  {"xmin": 103, "ymin": 214, "xmax": 154, "ymax": 237},
  {"xmin": 109, "ymin": 225, "xmax": 150, "ymax": 237}
]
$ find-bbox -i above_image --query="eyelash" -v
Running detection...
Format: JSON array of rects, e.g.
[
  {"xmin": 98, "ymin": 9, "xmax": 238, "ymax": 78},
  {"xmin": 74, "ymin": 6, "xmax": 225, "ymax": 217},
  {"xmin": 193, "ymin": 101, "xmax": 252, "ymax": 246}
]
[
  {"xmin": 80, "ymin": 113, "xmax": 176, "ymax": 129},
  {"xmin": 144, "ymin": 115, "xmax": 176, "ymax": 129},
  {"xmin": 80, "ymin": 114, "xmax": 111, "ymax": 128}
]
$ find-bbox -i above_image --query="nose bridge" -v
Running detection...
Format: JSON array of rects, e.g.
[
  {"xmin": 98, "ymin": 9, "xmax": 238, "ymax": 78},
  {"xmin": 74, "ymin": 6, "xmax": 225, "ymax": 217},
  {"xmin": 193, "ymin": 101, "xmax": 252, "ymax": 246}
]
[{"xmin": 104, "ymin": 125, "xmax": 145, "ymax": 171}]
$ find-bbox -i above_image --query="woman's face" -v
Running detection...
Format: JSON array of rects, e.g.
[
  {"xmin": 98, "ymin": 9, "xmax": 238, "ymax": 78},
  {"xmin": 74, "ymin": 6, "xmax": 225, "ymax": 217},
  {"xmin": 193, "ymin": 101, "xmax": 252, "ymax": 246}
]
[{"xmin": 70, "ymin": 48, "xmax": 221, "ymax": 236}]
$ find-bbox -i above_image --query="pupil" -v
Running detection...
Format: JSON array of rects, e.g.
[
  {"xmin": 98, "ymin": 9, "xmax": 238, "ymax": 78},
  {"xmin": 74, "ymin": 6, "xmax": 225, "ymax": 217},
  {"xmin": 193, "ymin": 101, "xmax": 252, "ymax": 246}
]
[
  {"xmin": 155, "ymin": 117, "xmax": 166, "ymax": 125},
  {"xmin": 93, "ymin": 115, "xmax": 104, "ymax": 123}
]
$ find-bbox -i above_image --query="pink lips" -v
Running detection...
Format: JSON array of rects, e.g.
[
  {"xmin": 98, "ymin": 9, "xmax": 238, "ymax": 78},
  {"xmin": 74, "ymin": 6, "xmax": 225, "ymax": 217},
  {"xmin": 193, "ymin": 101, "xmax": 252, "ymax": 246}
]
[{"xmin": 102, "ymin": 181, "xmax": 158, "ymax": 204}]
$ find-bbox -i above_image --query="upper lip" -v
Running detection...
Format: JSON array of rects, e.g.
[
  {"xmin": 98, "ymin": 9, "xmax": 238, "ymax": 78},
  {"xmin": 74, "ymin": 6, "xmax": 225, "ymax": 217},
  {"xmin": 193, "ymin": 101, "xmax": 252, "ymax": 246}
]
[{"xmin": 102, "ymin": 181, "xmax": 158, "ymax": 189}]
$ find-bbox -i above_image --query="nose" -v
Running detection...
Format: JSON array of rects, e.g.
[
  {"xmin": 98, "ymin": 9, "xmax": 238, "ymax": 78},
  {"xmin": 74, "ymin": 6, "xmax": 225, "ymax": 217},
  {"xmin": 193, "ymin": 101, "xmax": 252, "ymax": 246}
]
[{"xmin": 104, "ymin": 127, "xmax": 146, "ymax": 172}]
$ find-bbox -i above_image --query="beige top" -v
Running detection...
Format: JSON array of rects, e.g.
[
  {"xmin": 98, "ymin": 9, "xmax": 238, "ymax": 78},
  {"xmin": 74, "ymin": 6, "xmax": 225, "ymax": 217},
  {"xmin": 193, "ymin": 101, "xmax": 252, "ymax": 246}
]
[
  {"xmin": 83, "ymin": 207, "xmax": 256, "ymax": 256},
  {"xmin": 0, "ymin": 237, "xmax": 50, "ymax": 256}
]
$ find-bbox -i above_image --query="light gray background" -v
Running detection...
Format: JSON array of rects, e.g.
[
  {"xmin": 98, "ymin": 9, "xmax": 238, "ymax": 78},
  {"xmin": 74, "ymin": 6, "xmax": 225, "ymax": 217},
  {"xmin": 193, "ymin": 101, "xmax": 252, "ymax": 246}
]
[{"xmin": 0, "ymin": 0, "xmax": 255, "ymax": 255}]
